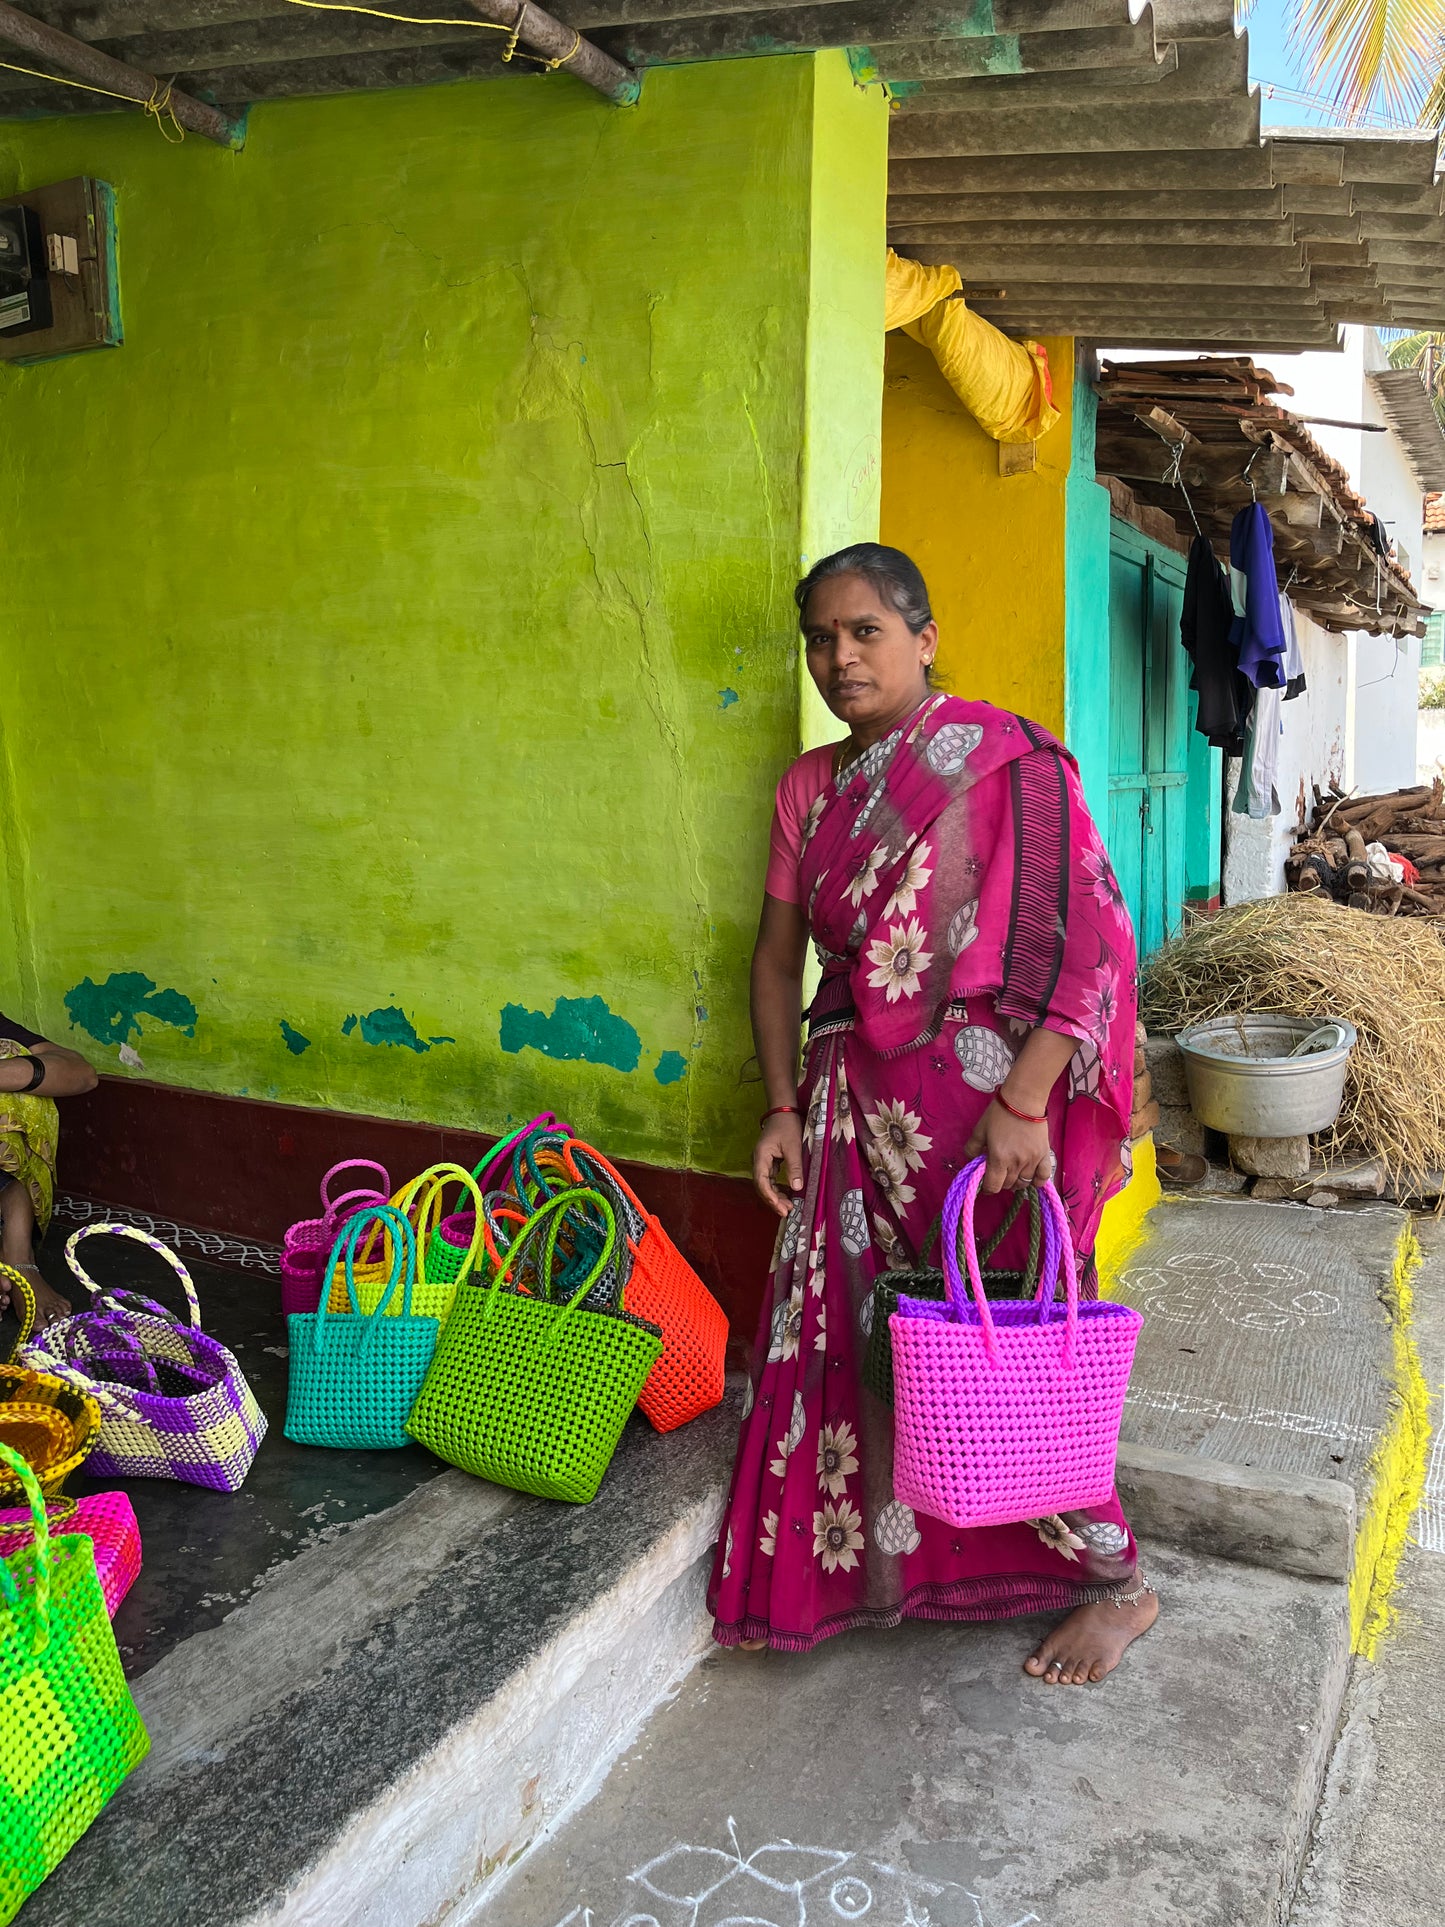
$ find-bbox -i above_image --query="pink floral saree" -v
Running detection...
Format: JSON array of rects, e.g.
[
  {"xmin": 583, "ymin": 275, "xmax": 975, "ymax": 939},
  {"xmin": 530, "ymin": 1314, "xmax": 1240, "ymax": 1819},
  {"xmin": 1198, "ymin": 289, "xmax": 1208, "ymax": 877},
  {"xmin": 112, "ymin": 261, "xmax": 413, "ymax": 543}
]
[{"xmin": 709, "ymin": 694, "xmax": 1140, "ymax": 1652}]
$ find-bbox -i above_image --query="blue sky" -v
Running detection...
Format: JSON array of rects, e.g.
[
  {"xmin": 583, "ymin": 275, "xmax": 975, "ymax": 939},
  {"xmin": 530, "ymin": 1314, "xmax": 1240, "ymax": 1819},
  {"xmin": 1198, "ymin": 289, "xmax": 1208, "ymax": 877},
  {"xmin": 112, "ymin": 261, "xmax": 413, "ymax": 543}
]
[{"xmin": 1243, "ymin": 0, "xmax": 1374, "ymax": 127}]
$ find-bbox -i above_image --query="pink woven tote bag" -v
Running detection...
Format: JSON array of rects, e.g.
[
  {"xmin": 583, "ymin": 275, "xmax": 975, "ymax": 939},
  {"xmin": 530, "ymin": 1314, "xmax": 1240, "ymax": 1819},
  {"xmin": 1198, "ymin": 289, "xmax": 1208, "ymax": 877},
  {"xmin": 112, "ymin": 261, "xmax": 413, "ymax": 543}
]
[{"xmin": 890, "ymin": 1158, "xmax": 1142, "ymax": 1530}]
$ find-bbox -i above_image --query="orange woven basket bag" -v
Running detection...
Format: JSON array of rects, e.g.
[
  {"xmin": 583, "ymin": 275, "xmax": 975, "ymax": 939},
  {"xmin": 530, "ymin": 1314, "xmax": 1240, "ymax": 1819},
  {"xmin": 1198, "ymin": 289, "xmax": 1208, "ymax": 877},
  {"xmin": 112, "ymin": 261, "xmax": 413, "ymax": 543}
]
[{"xmin": 551, "ymin": 1138, "xmax": 727, "ymax": 1433}]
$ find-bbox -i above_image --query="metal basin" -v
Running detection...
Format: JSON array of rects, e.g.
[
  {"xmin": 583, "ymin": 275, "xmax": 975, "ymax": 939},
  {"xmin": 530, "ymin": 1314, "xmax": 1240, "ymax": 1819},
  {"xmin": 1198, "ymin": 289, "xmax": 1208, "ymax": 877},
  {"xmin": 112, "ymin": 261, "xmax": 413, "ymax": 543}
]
[{"xmin": 1175, "ymin": 1013, "xmax": 1357, "ymax": 1138}]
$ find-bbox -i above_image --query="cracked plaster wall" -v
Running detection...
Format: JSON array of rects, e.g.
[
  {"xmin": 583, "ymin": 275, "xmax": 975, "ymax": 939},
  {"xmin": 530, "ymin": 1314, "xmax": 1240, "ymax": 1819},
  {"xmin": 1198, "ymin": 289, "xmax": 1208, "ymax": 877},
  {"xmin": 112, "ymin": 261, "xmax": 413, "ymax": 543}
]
[{"xmin": 0, "ymin": 53, "xmax": 888, "ymax": 1176}]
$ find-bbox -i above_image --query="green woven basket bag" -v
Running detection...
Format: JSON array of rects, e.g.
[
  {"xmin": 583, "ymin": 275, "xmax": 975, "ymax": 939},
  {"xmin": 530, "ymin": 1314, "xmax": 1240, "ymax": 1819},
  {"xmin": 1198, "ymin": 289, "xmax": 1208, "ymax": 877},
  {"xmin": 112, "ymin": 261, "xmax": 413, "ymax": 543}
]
[
  {"xmin": 0, "ymin": 1442, "xmax": 149, "ymax": 1924},
  {"xmin": 863, "ymin": 1186, "xmax": 1043, "ymax": 1406},
  {"xmin": 287, "ymin": 1206, "xmax": 441, "ymax": 1451},
  {"xmin": 406, "ymin": 1188, "xmax": 662, "ymax": 1504}
]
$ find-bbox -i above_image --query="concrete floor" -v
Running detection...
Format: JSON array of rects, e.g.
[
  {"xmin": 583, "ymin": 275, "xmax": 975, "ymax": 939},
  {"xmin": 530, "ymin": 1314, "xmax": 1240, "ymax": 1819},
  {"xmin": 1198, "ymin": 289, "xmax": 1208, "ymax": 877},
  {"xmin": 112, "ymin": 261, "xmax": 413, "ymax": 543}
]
[
  {"xmin": 488, "ymin": 1543, "xmax": 1348, "ymax": 1927},
  {"xmin": 29, "ymin": 1217, "xmax": 449, "ymax": 1675},
  {"xmin": 1288, "ymin": 1216, "xmax": 1445, "ymax": 1927},
  {"xmin": 483, "ymin": 1191, "xmax": 1430, "ymax": 1927}
]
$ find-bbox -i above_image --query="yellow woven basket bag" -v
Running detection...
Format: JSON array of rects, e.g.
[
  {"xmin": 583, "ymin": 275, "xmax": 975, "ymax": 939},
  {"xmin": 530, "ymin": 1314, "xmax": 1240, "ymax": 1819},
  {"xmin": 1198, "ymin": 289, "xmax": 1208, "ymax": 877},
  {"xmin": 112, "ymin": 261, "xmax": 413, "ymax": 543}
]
[{"xmin": 0, "ymin": 1268, "xmax": 100, "ymax": 1504}]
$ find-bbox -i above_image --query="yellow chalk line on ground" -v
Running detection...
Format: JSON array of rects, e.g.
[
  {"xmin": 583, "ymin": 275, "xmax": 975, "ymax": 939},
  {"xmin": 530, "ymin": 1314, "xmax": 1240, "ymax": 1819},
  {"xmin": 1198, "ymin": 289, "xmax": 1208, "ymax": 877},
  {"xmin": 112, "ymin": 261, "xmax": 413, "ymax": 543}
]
[{"xmin": 1350, "ymin": 1220, "xmax": 1431, "ymax": 1659}]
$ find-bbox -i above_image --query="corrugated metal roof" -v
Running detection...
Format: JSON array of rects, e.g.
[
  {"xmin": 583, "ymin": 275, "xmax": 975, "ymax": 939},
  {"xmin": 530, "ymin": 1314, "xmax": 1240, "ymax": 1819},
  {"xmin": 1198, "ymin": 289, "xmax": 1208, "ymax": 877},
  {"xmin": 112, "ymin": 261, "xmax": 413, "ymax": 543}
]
[
  {"xmin": 1366, "ymin": 368, "xmax": 1445, "ymax": 491},
  {"xmin": 2, "ymin": 1, "xmax": 1443, "ymax": 350}
]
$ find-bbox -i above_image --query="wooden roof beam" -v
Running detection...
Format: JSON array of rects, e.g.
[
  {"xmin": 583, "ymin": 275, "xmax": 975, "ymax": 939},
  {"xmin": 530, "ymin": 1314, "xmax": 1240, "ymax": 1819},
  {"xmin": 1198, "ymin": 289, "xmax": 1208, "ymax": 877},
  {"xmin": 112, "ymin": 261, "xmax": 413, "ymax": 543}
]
[
  {"xmin": 465, "ymin": 0, "xmax": 637, "ymax": 102},
  {"xmin": 0, "ymin": 0, "xmax": 242, "ymax": 143}
]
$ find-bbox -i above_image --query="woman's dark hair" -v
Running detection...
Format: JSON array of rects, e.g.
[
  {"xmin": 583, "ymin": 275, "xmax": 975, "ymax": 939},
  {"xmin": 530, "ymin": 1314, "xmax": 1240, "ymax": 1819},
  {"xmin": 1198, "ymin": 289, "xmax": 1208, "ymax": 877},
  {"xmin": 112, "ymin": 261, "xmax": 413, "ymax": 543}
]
[{"xmin": 794, "ymin": 543, "xmax": 934, "ymax": 636}]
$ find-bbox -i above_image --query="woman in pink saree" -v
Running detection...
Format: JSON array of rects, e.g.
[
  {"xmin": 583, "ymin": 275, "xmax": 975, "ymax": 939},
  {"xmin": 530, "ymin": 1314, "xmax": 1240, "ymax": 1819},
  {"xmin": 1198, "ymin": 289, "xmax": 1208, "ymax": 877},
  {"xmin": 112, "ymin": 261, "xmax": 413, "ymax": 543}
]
[{"xmin": 708, "ymin": 545, "xmax": 1156, "ymax": 1683}]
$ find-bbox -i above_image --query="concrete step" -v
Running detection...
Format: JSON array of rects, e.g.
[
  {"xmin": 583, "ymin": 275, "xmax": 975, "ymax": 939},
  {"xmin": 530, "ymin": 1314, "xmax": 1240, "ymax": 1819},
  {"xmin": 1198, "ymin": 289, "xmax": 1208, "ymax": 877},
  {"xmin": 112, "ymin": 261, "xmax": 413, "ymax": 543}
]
[
  {"xmin": 23, "ymin": 1406, "xmax": 737, "ymax": 1927},
  {"xmin": 483, "ymin": 1542, "xmax": 1351, "ymax": 1927}
]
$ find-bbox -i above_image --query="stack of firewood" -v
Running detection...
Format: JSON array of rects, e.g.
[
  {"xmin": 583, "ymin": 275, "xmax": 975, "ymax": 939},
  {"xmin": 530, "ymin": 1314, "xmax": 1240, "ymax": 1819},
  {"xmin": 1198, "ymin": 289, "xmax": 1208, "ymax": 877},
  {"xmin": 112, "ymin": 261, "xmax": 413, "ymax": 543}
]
[{"xmin": 1286, "ymin": 779, "xmax": 1445, "ymax": 916}]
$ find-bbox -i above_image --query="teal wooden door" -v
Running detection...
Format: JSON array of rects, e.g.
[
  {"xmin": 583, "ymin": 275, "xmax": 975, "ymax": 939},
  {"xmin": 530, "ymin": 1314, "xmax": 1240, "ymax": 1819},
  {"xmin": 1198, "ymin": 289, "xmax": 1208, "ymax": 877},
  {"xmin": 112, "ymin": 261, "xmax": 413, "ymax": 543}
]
[{"xmin": 1107, "ymin": 524, "xmax": 1190, "ymax": 956}]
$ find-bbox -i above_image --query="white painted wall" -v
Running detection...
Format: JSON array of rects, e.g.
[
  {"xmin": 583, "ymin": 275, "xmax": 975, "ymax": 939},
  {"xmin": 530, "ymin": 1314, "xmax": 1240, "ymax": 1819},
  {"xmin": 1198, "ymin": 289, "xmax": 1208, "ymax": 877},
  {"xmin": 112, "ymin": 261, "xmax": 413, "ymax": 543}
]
[
  {"xmin": 1222, "ymin": 611, "xmax": 1348, "ymax": 902},
  {"xmin": 1260, "ymin": 331, "xmax": 1422, "ymax": 799}
]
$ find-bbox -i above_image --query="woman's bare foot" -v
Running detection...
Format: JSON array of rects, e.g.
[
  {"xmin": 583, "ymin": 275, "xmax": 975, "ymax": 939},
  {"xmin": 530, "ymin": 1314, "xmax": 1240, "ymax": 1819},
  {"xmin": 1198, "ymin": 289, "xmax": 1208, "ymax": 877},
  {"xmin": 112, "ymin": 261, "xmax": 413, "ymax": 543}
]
[
  {"xmin": 11, "ymin": 1262, "xmax": 70, "ymax": 1334},
  {"xmin": 1024, "ymin": 1584, "xmax": 1158, "ymax": 1685},
  {"xmin": 739, "ymin": 1636, "xmax": 768, "ymax": 1652}
]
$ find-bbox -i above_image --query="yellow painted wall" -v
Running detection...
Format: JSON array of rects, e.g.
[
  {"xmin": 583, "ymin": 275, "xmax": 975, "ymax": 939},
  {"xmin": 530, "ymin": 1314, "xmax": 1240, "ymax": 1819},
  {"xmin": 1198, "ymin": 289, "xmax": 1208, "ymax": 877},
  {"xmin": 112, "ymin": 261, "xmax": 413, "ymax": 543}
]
[{"xmin": 879, "ymin": 329, "xmax": 1074, "ymax": 731}]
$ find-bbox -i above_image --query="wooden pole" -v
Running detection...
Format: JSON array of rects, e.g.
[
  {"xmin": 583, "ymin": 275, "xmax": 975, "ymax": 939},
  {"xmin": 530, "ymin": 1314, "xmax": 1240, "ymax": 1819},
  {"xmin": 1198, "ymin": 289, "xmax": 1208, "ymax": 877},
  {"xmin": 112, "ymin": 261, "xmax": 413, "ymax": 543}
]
[
  {"xmin": 466, "ymin": 0, "xmax": 639, "ymax": 104},
  {"xmin": 0, "ymin": 2, "xmax": 244, "ymax": 147}
]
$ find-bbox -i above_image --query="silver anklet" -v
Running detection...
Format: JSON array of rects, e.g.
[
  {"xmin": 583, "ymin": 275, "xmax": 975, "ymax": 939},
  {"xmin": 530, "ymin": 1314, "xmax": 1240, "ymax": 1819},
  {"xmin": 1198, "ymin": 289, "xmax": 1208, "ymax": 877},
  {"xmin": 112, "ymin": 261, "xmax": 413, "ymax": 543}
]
[{"xmin": 1108, "ymin": 1581, "xmax": 1156, "ymax": 1609}]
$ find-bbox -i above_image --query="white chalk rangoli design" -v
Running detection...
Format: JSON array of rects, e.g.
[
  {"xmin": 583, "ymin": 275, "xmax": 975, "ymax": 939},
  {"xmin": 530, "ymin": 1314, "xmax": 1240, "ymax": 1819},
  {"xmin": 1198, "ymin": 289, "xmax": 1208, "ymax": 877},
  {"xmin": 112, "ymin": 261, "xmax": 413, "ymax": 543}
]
[{"xmin": 549, "ymin": 1818, "xmax": 1042, "ymax": 1927}]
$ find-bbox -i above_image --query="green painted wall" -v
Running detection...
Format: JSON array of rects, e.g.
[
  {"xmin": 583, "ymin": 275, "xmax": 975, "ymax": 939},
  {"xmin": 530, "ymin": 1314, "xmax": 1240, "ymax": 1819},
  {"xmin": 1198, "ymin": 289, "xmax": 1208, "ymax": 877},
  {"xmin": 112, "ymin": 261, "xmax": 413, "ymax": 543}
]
[
  {"xmin": 1063, "ymin": 359, "xmax": 1112, "ymax": 821},
  {"xmin": 0, "ymin": 53, "xmax": 887, "ymax": 1176}
]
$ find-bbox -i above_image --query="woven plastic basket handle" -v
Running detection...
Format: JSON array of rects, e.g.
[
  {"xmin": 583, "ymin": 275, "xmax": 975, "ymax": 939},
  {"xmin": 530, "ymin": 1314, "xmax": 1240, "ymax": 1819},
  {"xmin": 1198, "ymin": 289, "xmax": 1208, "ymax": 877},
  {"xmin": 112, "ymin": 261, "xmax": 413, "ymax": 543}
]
[
  {"xmin": 0, "ymin": 1265, "xmax": 36, "ymax": 1362},
  {"xmin": 481, "ymin": 1188, "xmax": 618, "ymax": 1346},
  {"xmin": 324, "ymin": 1188, "xmax": 391, "ymax": 1231},
  {"xmin": 470, "ymin": 1114, "xmax": 566, "ymax": 1197},
  {"xmin": 939, "ymin": 1161, "xmax": 1076, "ymax": 1367},
  {"xmin": 64, "ymin": 1224, "xmax": 203, "ymax": 1329},
  {"xmin": 319, "ymin": 1159, "xmax": 391, "ymax": 1212},
  {"xmin": 316, "ymin": 1205, "xmax": 417, "ymax": 1354},
  {"xmin": 23, "ymin": 1351, "xmax": 146, "ymax": 1424},
  {"xmin": 0, "ymin": 1441, "xmax": 50, "ymax": 1655},
  {"xmin": 391, "ymin": 1164, "xmax": 489, "ymax": 1287}
]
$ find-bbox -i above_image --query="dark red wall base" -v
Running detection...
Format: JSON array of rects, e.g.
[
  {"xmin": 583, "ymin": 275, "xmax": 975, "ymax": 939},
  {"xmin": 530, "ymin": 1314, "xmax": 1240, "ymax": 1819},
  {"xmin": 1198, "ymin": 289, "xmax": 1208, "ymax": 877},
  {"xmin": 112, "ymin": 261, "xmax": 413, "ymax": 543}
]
[{"xmin": 61, "ymin": 1077, "xmax": 773, "ymax": 1365}]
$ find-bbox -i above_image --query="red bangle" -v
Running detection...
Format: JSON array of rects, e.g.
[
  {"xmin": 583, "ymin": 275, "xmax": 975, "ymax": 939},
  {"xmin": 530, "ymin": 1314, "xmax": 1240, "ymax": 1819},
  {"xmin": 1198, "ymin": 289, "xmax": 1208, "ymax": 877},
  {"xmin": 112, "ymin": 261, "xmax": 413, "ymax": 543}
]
[
  {"xmin": 995, "ymin": 1092, "xmax": 1047, "ymax": 1124},
  {"xmin": 760, "ymin": 1105, "xmax": 801, "ymax": 1124}
]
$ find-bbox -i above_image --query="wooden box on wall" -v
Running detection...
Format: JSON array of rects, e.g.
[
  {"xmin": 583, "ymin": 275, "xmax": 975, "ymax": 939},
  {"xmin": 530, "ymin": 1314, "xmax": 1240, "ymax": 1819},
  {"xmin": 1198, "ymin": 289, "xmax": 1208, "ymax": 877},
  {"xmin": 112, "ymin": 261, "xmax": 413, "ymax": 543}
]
[{"xmin": 0, "ymin": 176, "xmax": 120, "ymax": 364}]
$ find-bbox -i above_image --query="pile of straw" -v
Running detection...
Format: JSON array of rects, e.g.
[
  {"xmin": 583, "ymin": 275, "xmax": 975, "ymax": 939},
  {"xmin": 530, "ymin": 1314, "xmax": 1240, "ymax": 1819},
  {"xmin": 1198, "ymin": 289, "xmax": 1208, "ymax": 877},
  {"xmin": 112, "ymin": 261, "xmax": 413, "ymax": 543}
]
[{"xmin": 1141, "ymin": 894, "xmax": 1445, "ymax": 1191}]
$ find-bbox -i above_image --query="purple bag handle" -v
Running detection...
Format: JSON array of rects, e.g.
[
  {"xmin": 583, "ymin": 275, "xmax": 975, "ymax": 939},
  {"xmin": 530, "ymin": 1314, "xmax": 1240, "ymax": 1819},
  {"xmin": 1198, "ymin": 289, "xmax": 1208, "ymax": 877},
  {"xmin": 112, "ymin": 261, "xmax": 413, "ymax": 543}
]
[
  {"xmin": 939, "ymin": 1158, "xmax": 1078, "ymax": 1369},
  {"xmin": 320, "ymin": 1160, "xmax": 391, "ymax": 1212}
]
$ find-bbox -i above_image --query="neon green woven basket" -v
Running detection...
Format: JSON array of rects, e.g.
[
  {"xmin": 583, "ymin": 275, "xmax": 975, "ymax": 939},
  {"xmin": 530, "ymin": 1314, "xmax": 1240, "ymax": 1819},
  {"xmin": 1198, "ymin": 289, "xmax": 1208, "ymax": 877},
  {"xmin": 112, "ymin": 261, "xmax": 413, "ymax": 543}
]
[
  {"xmin": 0, "ymin": 1442, "xmax": 149, "ymax": 1924},
  {"xmin": 406, "ymin": 1189, "xmax": 662, "ymax": 1504}
]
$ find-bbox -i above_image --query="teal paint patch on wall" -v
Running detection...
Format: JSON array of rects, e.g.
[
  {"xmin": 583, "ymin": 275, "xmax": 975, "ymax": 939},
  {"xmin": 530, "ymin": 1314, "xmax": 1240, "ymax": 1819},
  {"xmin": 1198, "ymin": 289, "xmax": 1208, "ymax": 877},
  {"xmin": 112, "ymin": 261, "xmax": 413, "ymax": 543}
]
[
  {"xmin": 352, "ymin": 1006, "xmax": 450, "ymax": 1053},
  {"xmin": 279, "ymin": 1020, "xmax": 311, "ymax": 1055},
  {"xmin": 64, "ymin": 972, "xmax": 197, "ymax": 1047},
  {"xmin": 718, "ymin": 688, "xmax": 740, "ymax": 709},
  {"xmin": 1063, "ymin": 360, "xmax": 1113, "ymax": 822},
  {"xmin": 654, "ymin": 1049, "xmax": 688, "ymax": 1084},
  {"xmin": 0, "ymin": 55, "xmax": 887, "ymax": 1175},
  {"xmin": 500, "ymin": 995, "xmax": 642, "ymax": 1073}
]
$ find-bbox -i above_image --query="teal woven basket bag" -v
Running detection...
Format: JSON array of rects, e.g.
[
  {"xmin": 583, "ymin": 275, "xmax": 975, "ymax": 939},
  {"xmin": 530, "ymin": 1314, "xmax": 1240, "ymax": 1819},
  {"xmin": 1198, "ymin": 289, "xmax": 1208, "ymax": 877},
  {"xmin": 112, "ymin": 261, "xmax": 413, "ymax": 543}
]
[
  {"xmin": 406, "ymin": 1189, "xmax": 662, "ymax": 1504},
  {"xmin": 287, "ymin": 1206, "xmax": 440, "ymax": 1451}
]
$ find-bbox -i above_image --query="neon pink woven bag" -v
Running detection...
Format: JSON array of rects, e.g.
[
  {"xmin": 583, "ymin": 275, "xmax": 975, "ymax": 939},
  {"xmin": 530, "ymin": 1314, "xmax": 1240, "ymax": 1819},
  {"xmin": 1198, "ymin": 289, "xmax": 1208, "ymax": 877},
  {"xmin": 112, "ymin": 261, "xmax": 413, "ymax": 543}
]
[
  {"xmin": 0, "ymin": 1490, "xmax": 140, "ymax": 1619},
  {"xmin": 890, "ymin": 1158, "xmax": 1142, "ymax": 1530}
]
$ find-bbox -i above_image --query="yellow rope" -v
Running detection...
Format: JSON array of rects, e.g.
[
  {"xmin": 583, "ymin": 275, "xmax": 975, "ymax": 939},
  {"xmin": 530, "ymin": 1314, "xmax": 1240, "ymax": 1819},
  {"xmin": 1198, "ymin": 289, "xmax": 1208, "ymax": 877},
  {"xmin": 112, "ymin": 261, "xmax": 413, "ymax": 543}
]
[
  {"xmin": 281, "ymin": 0, "xmax": 580, "ymax": 71},
  {"xmin": 545, "ymin": 27, "xmax": 582, "ymax": 67},
  {"xmin": 0, "ymin": 57, "xmax": 186, "ymax": 138}
]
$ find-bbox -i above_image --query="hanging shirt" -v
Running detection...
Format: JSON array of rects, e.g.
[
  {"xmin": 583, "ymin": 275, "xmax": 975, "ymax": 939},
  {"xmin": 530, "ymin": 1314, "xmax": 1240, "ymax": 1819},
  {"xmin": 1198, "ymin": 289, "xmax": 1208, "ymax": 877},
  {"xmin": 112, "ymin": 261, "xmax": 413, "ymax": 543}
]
[
  {"xmin": 1229, "ymin": 502, "xmax": 1287, "ymax": 690},
  {"xmin": 1279, "ymin": 593, "xmax": 1306, "ymax": 701},
  {"xmin": 1232, "ymin": 684, "xmax": 1283, "ymax": 819},
  {"xmin": 1181, "ymin": 532, "xmax": 1250, "ymax": 754}
]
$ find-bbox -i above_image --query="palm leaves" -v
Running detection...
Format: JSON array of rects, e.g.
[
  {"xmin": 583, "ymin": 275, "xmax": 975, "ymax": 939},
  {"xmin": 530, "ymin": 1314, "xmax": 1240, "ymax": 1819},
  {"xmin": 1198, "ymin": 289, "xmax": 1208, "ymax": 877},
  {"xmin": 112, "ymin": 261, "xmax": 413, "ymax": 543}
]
[
  {"xmin": 1388, "ymin": 331, "xmax": 1445, "ymax": 426},
  {"xmin": 1238, "ymin": 0, "xmax": 1445, "ymax": 126}
]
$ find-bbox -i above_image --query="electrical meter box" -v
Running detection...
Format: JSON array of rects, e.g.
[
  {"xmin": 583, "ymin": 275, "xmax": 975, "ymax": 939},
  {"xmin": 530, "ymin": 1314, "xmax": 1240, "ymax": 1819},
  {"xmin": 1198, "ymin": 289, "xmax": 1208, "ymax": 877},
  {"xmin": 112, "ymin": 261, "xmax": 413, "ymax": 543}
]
[{"xmin": 0, "ymin": 177, "xmax": 120, "ymax": 365}]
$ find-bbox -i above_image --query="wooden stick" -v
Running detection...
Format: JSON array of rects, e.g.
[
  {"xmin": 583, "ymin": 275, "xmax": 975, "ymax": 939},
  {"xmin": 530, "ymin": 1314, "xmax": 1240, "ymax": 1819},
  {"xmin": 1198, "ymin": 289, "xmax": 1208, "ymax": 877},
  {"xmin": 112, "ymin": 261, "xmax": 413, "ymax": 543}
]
[
  {"xmin": 0, "ymin": 1, "xmax": 242, "ymax": 145},
  {"xmin": 466, "ymin": 0, "xmax": 638, "ymax": 103}
]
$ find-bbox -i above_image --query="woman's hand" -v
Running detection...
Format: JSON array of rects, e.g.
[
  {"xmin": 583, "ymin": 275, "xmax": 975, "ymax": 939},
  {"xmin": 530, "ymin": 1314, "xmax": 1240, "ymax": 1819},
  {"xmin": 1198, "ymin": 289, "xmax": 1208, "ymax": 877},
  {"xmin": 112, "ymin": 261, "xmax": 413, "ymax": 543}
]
[
  {"xmin": 753, "ymin": 1111, "xmax": 805, "ymax": 1217},
  {"xmin": 963, "ymin": 1099, "xmax": 1056, "ymax": 1194}
]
